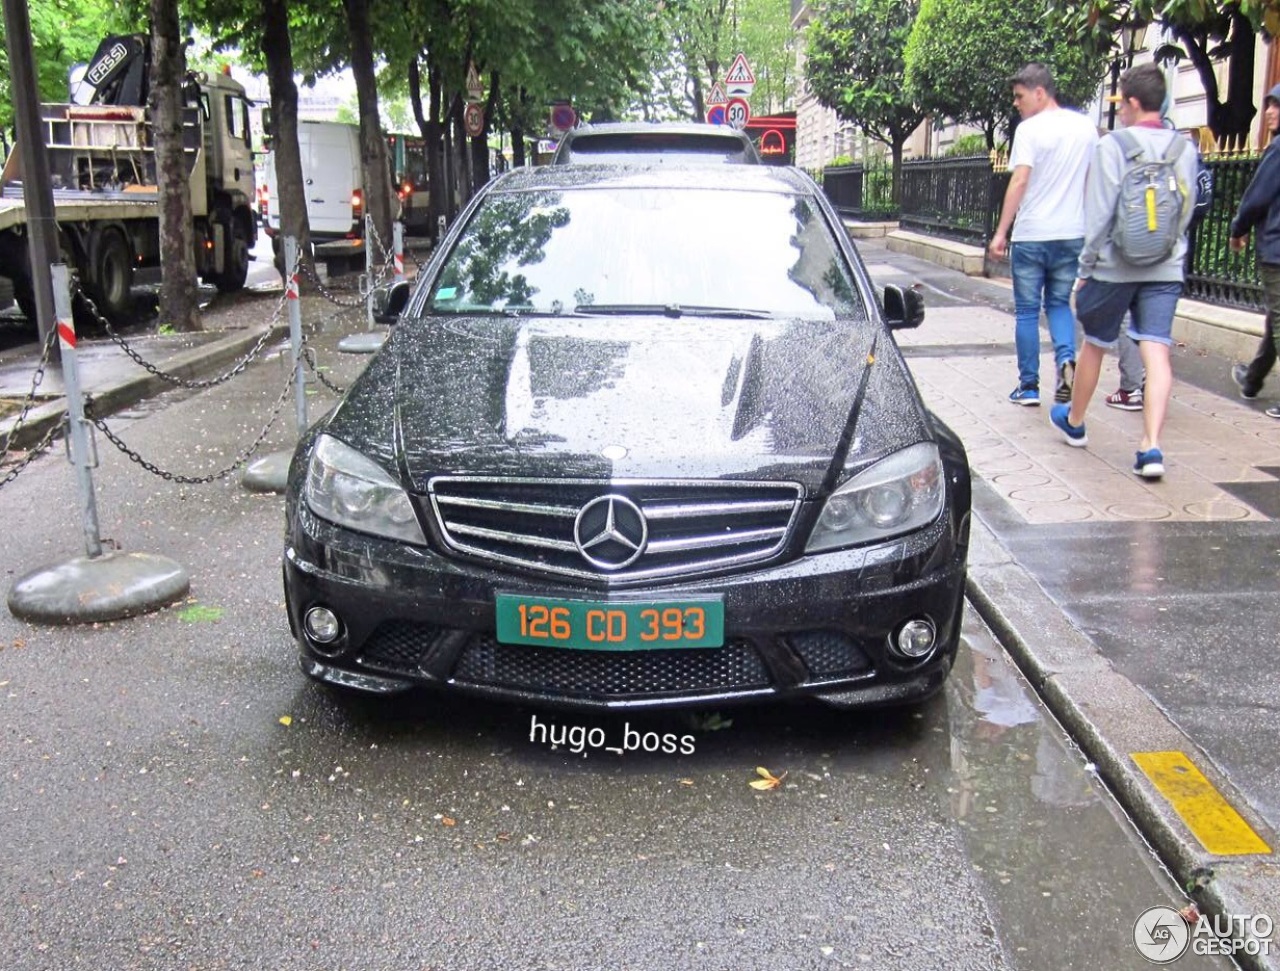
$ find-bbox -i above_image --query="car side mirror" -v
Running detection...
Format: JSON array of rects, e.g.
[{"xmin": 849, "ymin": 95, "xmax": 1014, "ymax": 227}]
[
  {"xmin": 371, "ymin": 280, "xmax": 411, "ymax": 326},
  {"xmin": 883, "ymin": 285, "xmax": 925, "ymax": 330}
]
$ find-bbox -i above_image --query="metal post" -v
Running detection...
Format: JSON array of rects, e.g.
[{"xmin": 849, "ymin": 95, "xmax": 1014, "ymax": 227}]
[
  {"xmin": 365, "ymin": 214, "xmax": 375, "ymax": 330},
  {"xmin": 284, "ymin": 236, "xmax": 307, "ymax": 434},
  {"xmin": 52, "ymin": 264, "xmax": 103, "ymax": 559},
  {"xmin": 394, "ymin": 221, "xmax": 405, "ymax": 282}
]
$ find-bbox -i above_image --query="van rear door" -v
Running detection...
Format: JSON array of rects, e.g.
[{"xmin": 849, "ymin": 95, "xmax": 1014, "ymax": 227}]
[{"xmin": 302, "ymin": 122, "xmax": 361, "ymax": 238}]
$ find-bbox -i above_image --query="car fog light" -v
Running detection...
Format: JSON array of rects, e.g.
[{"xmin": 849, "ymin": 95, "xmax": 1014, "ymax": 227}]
[
  {"xmin": 304, "ymin": 606, "xmax": 342, "ymax": 644},
  {"xmin": 893, "ymin": 618, "xmax": 936, "ymax": 660}
]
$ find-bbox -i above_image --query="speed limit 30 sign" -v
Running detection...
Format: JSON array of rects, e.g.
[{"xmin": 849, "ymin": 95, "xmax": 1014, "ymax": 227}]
[{"xmin": 725, "ymin": 97, "xmax": 750, "ymax": 130}]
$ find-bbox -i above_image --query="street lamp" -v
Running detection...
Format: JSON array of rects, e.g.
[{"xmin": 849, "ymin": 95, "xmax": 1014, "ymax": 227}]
[{"xmin": 1107, "ymin": 20, "xmax": 1150, "ymax": 130}]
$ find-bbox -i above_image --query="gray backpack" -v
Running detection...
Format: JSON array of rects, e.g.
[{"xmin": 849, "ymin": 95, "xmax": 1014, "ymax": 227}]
[{"xmin": 1110, "ymin": 128, "xmax": 1190, "ymax": 266}]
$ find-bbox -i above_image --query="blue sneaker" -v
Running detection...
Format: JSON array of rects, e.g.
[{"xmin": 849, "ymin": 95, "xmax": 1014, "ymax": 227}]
[
  {"xmin": 1050, "ymin": 403, "xmax": 1088, "ymax": 447},
  {"xmin": 1133, "ymin": 448, "xmax": 1165, "ymax": 479},
  {"xmin": 1009, "ymin": 384, "xmax": 1040, "ymax": 406}
]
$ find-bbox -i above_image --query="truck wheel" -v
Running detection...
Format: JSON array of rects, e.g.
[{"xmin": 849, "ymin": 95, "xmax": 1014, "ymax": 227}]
[
  {"xmin": 215, "ymin": 210, "xmax": 250, "ymax": 293},
  {"xmin": 86, "ymin": 227, "xmax": 134, "ymax": 325}
]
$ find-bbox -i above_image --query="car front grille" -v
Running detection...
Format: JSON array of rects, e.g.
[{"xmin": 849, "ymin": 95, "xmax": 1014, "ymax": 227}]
[
  {"xmin": 452, "ymin": 637, "xmax": 771, "ymax": 699},
  {"xmin": 358, "ymin": 620, "xmax": 444, "ymax": 674},
  {"xmin": 787, "ymin": 630, "xmax": 875, "ymax": 679},
  {"xmin": 426, "ymin": 477, "xmax": 803, "ymax": 585}
]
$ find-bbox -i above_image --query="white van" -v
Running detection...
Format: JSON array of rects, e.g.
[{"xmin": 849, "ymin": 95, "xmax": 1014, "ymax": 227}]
[{"xmin": 262, "ymin": 120, "xmax": 366, "ymax": 270}]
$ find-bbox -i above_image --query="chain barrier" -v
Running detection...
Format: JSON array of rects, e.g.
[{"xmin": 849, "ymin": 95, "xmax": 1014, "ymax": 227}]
[
  {"xmin": 301, "ymin": 341, "xmax": 347, "ymax": 395},
  {"xmin": 77, "ymin": 250, "xmax": 301, "ymax": 391},
  {"xmin": 85, "ymin": 347, "xmax": 303, "ymax": 485},
  {"xmin": 298, "ymin": 259, "xmax": 368, "ymax": 308},
  {"xmin": 0, "ymin": 327, "xmax": 62, "ymax": 492}
]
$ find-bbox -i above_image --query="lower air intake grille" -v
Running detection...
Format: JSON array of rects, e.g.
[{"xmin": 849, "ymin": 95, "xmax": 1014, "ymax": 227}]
[
  {"xmin": 359, "ymin": 621, "xmax": 443, "ymax": 674},
  {"xmin": 788, "ymin": 630, "xmax": 874, "ymax": 679},
  {"xmin": 453, "ymin": 637, "xmax": 771, "ymax": 698}
]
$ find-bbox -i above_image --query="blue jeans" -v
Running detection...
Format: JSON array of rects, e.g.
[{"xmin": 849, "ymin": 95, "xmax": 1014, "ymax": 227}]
[{"xmin": 1011, "ymin": 239, "xmax": 1082, "ymax": 388}]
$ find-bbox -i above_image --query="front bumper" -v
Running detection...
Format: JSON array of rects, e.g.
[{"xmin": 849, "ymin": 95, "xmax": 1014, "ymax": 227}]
[{"xmin": 283, "ymin": 505, "xmax": 969, "ymax": 712}]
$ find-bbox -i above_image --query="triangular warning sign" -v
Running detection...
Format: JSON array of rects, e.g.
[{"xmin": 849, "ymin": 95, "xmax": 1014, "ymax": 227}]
[
  {"xmin": 707, "ymin": 82, "xmax": 727, "ymax": 106},
  {"xmin": 723, "ymin": 53, "xmax": 755, "ymax": 87}
]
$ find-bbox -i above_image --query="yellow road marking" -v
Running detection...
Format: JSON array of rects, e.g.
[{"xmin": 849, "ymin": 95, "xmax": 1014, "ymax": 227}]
[{"xmin": 1132, "ymin": 752, "xmax": 1271, "ymax": 856}]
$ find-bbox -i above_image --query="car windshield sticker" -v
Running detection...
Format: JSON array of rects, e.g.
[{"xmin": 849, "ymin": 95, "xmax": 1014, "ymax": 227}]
[{"xmin": 435, "ymin": 286, "xmax": 458, "ymax": 300}]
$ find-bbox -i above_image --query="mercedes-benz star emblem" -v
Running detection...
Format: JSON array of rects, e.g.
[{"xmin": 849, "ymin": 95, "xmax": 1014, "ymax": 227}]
[{"xmin": 573, "ymin": 495, "xmax": 648, "ymax": 570}]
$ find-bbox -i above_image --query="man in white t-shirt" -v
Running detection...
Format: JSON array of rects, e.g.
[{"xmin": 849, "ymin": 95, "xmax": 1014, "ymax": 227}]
[{"xmin": 988, "ymin": 63, "xmax": 1098, "ymax": 407}]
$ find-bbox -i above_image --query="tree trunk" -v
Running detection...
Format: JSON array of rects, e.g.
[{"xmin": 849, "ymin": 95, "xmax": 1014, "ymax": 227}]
[
  {"xmin": 421, "ymin": 65, "xmax": 446, "ymax": 242},
  {"xmin": 1171, "ymin": 15, "xmax": 1256, "ymax": 146},
  {"xmin": 890, "ymin": 138, "xmax": 905, "ymax": 207},
  {"xmin": 341, "ymin": 0, "xmax": 395, "ymax": 251},
  {"xmin": 149, "ymin": 0, "xmax": 200, "ymax": 331},
  {"xmin": 260, "ymin": 0, "xmax": 312, "ymax": 280}
]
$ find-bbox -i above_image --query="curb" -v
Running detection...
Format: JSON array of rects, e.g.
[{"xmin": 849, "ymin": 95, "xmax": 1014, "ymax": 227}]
[
  {"xmin": 965, "ymin": 505, "xmax": 1279, "ymax": 971},
  {"xmin": 2, "ymin": 321, "xmax": 290, "ymax": 452}
]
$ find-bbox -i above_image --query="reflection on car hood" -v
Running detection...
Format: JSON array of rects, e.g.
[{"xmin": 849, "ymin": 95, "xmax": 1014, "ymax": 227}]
[{"xmin": 331, "ymin": 315, "xmax": 928, "ymax": 492}]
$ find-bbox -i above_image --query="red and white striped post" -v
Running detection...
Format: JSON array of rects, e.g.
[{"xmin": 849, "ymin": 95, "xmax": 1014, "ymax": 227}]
[
  {"xmin": 394, "ymin": 222, "xmax": 405, "ymax": 282},
  {"xmin": 284, "ymin": 236, "xmax": 307, "ymax": 434}
]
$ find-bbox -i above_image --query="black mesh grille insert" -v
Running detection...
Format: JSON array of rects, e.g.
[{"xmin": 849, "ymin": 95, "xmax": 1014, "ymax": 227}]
[
  {"xmin": 453, "ymin": 637, "xmax": 771, "ymax": 698},
  {"xmin": 358, "ymin": 621, "xmax": 442, "ymax": 674},
  {"xmin": 788, "ymin": 630, "xmax": 874, "ymax": 679}
]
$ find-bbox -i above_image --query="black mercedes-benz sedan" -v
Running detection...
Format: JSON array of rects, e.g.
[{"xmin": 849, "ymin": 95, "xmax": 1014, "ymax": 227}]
[{"xmin": 282, "ymin": 163, "xmax": 970, "ymax": 712}]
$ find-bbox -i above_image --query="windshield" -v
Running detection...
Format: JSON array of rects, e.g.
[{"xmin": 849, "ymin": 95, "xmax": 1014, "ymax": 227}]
[{"xmin": 424, "ymin": 185, "xmax": 864, "ymax": 320}]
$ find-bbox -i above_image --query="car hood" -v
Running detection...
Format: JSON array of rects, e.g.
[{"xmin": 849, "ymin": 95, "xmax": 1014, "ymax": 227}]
[{"xmin": 327, "ymin": 314, "xmax": 929, "ymax": 494}]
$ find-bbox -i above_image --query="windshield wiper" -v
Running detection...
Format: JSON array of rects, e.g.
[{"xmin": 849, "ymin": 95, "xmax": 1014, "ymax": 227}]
[{"xmin": 573, "ymin": 303, "xmax": 773, "ymax": 319}]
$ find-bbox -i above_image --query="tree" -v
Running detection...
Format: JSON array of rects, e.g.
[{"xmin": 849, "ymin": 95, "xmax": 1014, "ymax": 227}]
[
  {"xmin": 149, "ymin": 0, "xmax": 201, "ymax": 331},
  {"xmin": 1051, "ymin": 0, "xmax": 1280, "ymax": 144},
  {"xmin": 904, "ymin": 0, "xmax": 1109, "ymax": 148},
  {"xmin": 805, "ymin": 0, "xmax": 926, "ymax": 200}
]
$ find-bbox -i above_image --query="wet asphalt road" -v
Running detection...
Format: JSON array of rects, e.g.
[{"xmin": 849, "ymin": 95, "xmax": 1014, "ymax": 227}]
[{"xmin": 0, "ymin": 315, "xmax": 1236, "ymax": 969}]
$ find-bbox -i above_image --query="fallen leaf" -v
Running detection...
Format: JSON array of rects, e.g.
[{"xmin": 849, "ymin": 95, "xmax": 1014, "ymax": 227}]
[
  {"xmin": 750, "ymin": 767, "xmax": 787, "ymax": 791},
  {"xmin": 1179, "ymin": 903, "xmax": 1201, "ymax": 924},
  {"xmin": 441, "ymin": 816, "xmax": 456, "ymax": 827},
  {"xmin": 278, "ymin": 716, "xmax": 293, "ymax": 727},
  {"xmin": 678, "ymin": 778, "xmax": 695, "ymax": 786}
]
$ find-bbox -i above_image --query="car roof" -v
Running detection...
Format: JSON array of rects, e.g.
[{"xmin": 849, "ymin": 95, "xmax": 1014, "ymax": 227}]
[
  {"xmin": 551, "ymin": 122, "xmax": 761, "ymax": 165},
  {"xmin": 488, "ymin": 163, "xmax": 817, "ymax": 196}
]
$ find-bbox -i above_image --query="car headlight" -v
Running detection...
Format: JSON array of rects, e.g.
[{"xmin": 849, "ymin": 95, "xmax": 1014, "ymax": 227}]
[
  {"xmin": 805, "ymin": 442, "xmax": 944, "ymax": 553},
  {"xmin": 304, "ymin": 434, "xmax": 426, "ymax": 545}
]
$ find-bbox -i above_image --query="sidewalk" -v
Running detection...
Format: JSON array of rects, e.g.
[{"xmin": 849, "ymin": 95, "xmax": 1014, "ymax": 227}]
[{"xmin": 862, "ymin": 234, "xmax": 1280, "ymax": 968}]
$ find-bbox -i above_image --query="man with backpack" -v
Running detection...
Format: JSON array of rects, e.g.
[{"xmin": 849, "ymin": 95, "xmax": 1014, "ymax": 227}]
[
  {"xmin": 1050, "ymin": 63, "xmax": 1198, "ymax": 480},
  {"xmin": 1228, "ymin": 83, "xmax": 1280, "ymax": 418}
]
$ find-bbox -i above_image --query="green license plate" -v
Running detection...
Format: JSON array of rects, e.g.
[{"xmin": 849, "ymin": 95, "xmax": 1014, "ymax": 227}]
[{"xmin": 494, "ymin": 594, "xmax": 724, "ymax": 651}]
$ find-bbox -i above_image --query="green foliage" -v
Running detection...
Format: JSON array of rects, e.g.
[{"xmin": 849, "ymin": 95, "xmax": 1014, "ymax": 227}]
[
  {"xmin": 905, "ymin": 0, "xmax": 1110, "ymax": 141},
  {"xmin": 805, "ymin": 0, "xmax": 926, "ymax": 149},
  {"xmin": 0, "ymin": 0, "xmax": 131, "ymax": 135},
  {"xmin": 944, "ymin": 133, "xmax": 997, "ymax": 156}
]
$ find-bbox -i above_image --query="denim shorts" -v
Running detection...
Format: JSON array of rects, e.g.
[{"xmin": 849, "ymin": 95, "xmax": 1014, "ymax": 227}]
[{"xmin": 1073, "ymin": 279, "xmax": 1183, "ymax": 347}]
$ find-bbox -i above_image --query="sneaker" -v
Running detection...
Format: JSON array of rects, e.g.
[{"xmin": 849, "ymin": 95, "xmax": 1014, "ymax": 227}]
[
  {"xmin": 1104, "ymin": 387, "xmax": 1144, "ymax": 411},
  {"xmin": 1266, "ymin": 405, "xmax": 1280, "ymax": 419},
  {"xmin": 1009, "ymin": 384, "xmax": 1040, "ymax": 406},
  {"xmin": 1054, "ymin": 360, "xmax": 1076, "ymax": 403},
  {"xmin": 1133, "ymin": 448, "xmax": 1165, "ymax": 479},
  {"xmin": 1232, "ymin": 364, "xmax": 1259, "ymax": 400},
  {"xmin": 1050, "ymin": 403, "xmax": 1088, "ymax": 446}
]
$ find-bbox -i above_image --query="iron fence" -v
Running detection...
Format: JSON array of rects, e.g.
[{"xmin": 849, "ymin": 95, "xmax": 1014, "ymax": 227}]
[
  {"xmin": 822, "ymin": 159, "xmax": 898, "ymax": 220},
  {"xmin": 898, "ymin": 154, "xmax": 998, "ymax": 246},
  {"xmin": 1184, "ymin": 154, "xmax": 1263, "ymax": 311},
  {"xmin": 823, "ymin": 149, "xmax": 1267, "ymax": 313}
]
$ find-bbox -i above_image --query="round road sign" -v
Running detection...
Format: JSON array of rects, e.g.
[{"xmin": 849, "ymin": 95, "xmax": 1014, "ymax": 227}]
[
  {"xmin": 705, "ymin": 105, "xmax": 726, "ymax": 125},
  {"xmin": 464, "ymin": 102, "xmax": 485, "ymax": 137},
  {"xmin": 550, "ymin": 103, "xmax": 577, "ymax": 132},
  {"xmin": 725, "ymin": 97, "xmax": 750, "ymax": 130}
]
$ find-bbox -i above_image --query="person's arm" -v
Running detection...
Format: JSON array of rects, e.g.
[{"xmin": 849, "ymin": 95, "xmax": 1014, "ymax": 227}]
[
  {"xmin": 1230, "ymin": 147, "xmax": 1280, "ymax": 249},
  {"xmin": 1077, "ymin": 140, "xmax": 1117, "ymax": 281},
  {"xmin": 988, "ymin": 165, "xmax": 1030, "ymax": 258}
]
